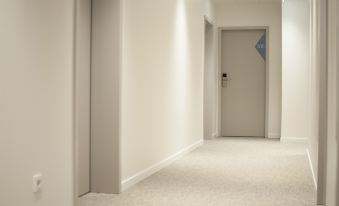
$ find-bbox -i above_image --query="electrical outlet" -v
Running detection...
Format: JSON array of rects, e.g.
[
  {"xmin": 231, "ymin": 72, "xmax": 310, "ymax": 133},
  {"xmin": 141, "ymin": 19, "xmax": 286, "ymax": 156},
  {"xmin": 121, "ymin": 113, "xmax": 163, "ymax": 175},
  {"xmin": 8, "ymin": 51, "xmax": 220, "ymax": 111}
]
[{"xmin": 33, "ymin": 173, "xmax": 43, "ymax": 193}]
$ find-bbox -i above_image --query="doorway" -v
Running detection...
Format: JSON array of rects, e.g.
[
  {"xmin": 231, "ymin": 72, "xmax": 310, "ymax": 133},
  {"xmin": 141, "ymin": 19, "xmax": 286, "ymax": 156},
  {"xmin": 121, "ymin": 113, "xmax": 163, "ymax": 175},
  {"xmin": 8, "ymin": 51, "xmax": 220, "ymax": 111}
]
[
  {"xmin": 220, "ymin": 29, "xmax": 267, "ymax": 137},
  {"xmin": 75, "ymin": 0, "xmax": 121, "ymax": 199}
]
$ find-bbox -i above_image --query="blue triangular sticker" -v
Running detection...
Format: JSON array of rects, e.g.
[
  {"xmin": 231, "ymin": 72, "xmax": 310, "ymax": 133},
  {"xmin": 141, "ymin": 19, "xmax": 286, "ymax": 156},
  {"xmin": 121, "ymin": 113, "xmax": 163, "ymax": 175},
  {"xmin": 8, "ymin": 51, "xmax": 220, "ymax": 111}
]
[{"xmin": 255, "ymin": 33, "xmax": 266, "ymax": 61}]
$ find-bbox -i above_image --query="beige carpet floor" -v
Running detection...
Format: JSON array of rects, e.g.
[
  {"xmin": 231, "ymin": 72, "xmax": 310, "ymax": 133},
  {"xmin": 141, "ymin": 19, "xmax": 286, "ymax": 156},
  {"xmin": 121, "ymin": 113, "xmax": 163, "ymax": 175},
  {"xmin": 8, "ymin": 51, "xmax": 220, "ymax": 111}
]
[{"xmin": 79, "ymin": 138, "xmax": 317, "ymax": 206}]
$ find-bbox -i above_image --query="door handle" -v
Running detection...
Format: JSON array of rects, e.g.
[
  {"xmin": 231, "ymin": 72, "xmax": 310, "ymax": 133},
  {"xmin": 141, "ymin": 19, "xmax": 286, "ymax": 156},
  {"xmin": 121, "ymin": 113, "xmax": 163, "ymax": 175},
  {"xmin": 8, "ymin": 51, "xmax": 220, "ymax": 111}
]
[{"xmin": 222, "ymin": 73, "xmax": 230, "ymax": 88}]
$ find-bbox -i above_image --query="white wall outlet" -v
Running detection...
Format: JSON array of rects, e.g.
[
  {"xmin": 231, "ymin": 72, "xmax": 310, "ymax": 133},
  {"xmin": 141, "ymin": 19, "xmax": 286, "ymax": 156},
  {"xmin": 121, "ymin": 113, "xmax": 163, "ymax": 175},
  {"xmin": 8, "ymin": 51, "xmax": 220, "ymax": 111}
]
[{"xmin": 33, "ymin": 173, "xmax": 43, "ymax": 193}]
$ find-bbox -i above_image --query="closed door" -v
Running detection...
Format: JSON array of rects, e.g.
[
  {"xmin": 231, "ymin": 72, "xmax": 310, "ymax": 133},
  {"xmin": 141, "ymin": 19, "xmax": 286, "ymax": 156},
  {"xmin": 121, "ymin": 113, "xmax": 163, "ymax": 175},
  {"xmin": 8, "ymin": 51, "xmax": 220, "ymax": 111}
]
[{"xmin": 221, "ymin": 30, "xmax": 266, "ymax": 137}]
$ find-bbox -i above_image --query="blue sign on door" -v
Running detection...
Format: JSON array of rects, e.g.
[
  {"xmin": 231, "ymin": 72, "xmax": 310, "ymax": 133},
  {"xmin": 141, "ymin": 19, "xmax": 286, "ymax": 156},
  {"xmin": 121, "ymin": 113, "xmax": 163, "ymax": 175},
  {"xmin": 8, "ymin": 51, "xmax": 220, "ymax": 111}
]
[{"xmin": 255, "ymin": 33, "xmax": 266, "ymax": 61}]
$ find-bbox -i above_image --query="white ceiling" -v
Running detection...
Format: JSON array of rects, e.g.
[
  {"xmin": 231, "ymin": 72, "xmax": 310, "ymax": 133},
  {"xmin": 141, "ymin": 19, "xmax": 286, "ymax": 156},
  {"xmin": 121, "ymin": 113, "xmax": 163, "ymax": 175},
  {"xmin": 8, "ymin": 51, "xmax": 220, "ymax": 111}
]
[{"xmin": 213, "ymin": 0, "xmax": 282, "ymax": 3}]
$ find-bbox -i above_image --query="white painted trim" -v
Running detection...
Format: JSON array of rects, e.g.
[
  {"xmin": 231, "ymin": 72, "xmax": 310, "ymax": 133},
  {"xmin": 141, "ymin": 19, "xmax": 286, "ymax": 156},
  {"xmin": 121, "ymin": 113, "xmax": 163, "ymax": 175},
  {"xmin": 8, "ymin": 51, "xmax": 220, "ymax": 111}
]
[
  {"xmin": 306, "ymin": 149, "xmax": 318, "ymax": 190},
  {"xmin": 204, "ymin": 15, "xmax": 215, "ymax": 27},
  {"xmin": 280, "ymin": 137, "xmax": 308, "ymax": 144},
  {"xmin": 121, "ymin": 140, "xmax": 204, "ymax": 192},
  {"xmin": 205, "ymin": 132, "xmax": 219, "ymax": 140},
  {"xmin": 203, "ymin": 16, "xmax": 216, "ymax": 142},
  {"xmin": 268, "ymin": 133, "xmax": 281, "ymax": 139}
]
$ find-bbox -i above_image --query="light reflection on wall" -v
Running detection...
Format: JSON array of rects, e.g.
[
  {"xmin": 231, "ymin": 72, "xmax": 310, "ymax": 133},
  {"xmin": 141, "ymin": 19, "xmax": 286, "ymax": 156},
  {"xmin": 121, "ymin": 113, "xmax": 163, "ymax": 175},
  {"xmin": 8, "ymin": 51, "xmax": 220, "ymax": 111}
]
[
  {"xmin": 171, "ymin": 0, "xmax": 191, "ymax": 143},
  {"xmin": 173, "ymin": 0, "xmax": 190, "ymax": 107}
]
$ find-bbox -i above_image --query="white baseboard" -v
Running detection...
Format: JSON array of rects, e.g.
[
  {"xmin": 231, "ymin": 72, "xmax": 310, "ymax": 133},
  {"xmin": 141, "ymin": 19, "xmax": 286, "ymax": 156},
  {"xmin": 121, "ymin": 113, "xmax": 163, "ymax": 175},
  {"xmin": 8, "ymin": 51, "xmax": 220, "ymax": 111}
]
[
  {"xmin": 280, "ymin": 137, "xmax": 308, "ymax": 144},
  {"xmin": 268, "ymin": 133, "xmax": 281, "ymax": 139},
  {"xmin": 212, "ymin": 132, "xmax": 218, "ymax": 139},
  {"xmin": 306, "ymin": 149, "xmax": 318, "ymax": 190},
  {"xmin": 205, "ymin": 132, "xmax": 218, "ymax": 140},
  {"xmin": 121, "ymin": 139, "xmax": 204, "ymax": 192}
]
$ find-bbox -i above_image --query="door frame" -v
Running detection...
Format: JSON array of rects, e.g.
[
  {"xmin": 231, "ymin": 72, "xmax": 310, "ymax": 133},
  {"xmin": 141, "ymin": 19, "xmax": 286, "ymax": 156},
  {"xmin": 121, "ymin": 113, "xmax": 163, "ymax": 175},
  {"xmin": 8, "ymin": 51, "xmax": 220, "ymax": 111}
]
[
  {"xmin": 217, "ymin": 26, "xmax": 270, "ymax": 138},
  {"xmin": 74, "ymin": 0, "xmax": 122, "ymax": 202},
  {"xmin": 203, "ymin": 15, "xmax": 216, "ymax": 140}
]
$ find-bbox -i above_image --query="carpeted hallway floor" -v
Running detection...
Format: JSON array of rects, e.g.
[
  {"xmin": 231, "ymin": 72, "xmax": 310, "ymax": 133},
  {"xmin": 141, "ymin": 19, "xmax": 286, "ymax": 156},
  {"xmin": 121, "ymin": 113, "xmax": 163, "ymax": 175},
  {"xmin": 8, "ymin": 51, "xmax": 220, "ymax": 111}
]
[{"xmin": 79, "ymin": 138, "xmax": 317, "ymax": 206}]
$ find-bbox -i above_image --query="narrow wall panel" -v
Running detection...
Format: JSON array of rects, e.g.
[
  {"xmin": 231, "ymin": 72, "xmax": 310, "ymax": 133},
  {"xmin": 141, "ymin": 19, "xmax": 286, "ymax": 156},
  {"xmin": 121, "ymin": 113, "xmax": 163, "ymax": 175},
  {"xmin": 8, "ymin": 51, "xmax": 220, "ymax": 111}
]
[
  {"xmin": 91, "ymin": 0, "xmax": 121, "ymax": 194},
  {"xmin": 75, "ymin": 0, "xmax": 92, "ymax": 196}
]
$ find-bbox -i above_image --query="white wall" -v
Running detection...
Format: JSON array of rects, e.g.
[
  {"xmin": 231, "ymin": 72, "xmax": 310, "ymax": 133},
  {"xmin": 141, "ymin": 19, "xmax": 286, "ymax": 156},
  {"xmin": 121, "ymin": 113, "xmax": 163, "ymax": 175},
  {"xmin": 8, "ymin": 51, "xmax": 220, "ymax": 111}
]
[
  {"xmin": 281, "ymin": 0, "xmax": 310, "ymax": 140},
  {"xmin": 215, "ymin": 2, "xmax": 282, "ymax": 138},
  {"xmin": 0, "ymin": 1, "xmax": 74, "ymax": 206},
  {"xmin": 121, "ymin": 0, "xmax": 214, "ymax": 185}
]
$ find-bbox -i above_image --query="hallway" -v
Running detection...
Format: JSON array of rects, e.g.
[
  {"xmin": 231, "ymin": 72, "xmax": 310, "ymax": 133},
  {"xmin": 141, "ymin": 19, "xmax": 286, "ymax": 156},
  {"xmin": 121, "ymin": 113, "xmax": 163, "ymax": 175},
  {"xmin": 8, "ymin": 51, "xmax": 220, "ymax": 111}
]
[
  {"xmin": 79, "ymin": 138, "xmax": 316, "ymax": 206},
  {"xmin": 2, "ymin": 0, "xmax": 339, "ymax": 205}
]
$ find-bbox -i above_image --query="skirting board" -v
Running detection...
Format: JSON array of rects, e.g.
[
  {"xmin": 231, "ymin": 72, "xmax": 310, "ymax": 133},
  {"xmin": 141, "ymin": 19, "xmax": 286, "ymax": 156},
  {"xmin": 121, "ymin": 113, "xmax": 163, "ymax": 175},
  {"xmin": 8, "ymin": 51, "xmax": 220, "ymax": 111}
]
[
  {"xmin": 205, "ymin": 133, "xmax": 217, "ymax": 140},
  {"xmin": 268, "ymin": 133, "xmax": 281, "ymax": 139},
  {"xmin": 212, "ymin": 132, "xmax": 218, "ymax": 139},
  {"xmin": 121, "ymin": 140, "xmax": 204, "ymax": 192},
  {"xmin": 306, "ymin": 149, "xmax": 318, "ymax": 190},
  {"xmin": 280, "ymin": 137, "xmax": 308, "ymax": 144}
]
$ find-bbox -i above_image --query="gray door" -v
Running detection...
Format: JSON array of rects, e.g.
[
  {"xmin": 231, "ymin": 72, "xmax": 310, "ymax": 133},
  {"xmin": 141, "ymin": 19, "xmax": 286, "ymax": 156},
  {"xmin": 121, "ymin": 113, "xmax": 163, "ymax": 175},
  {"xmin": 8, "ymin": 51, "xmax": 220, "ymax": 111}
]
[{"xmin": 221, "ymin": 30, "xmax": 266, "ymax": 137}]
